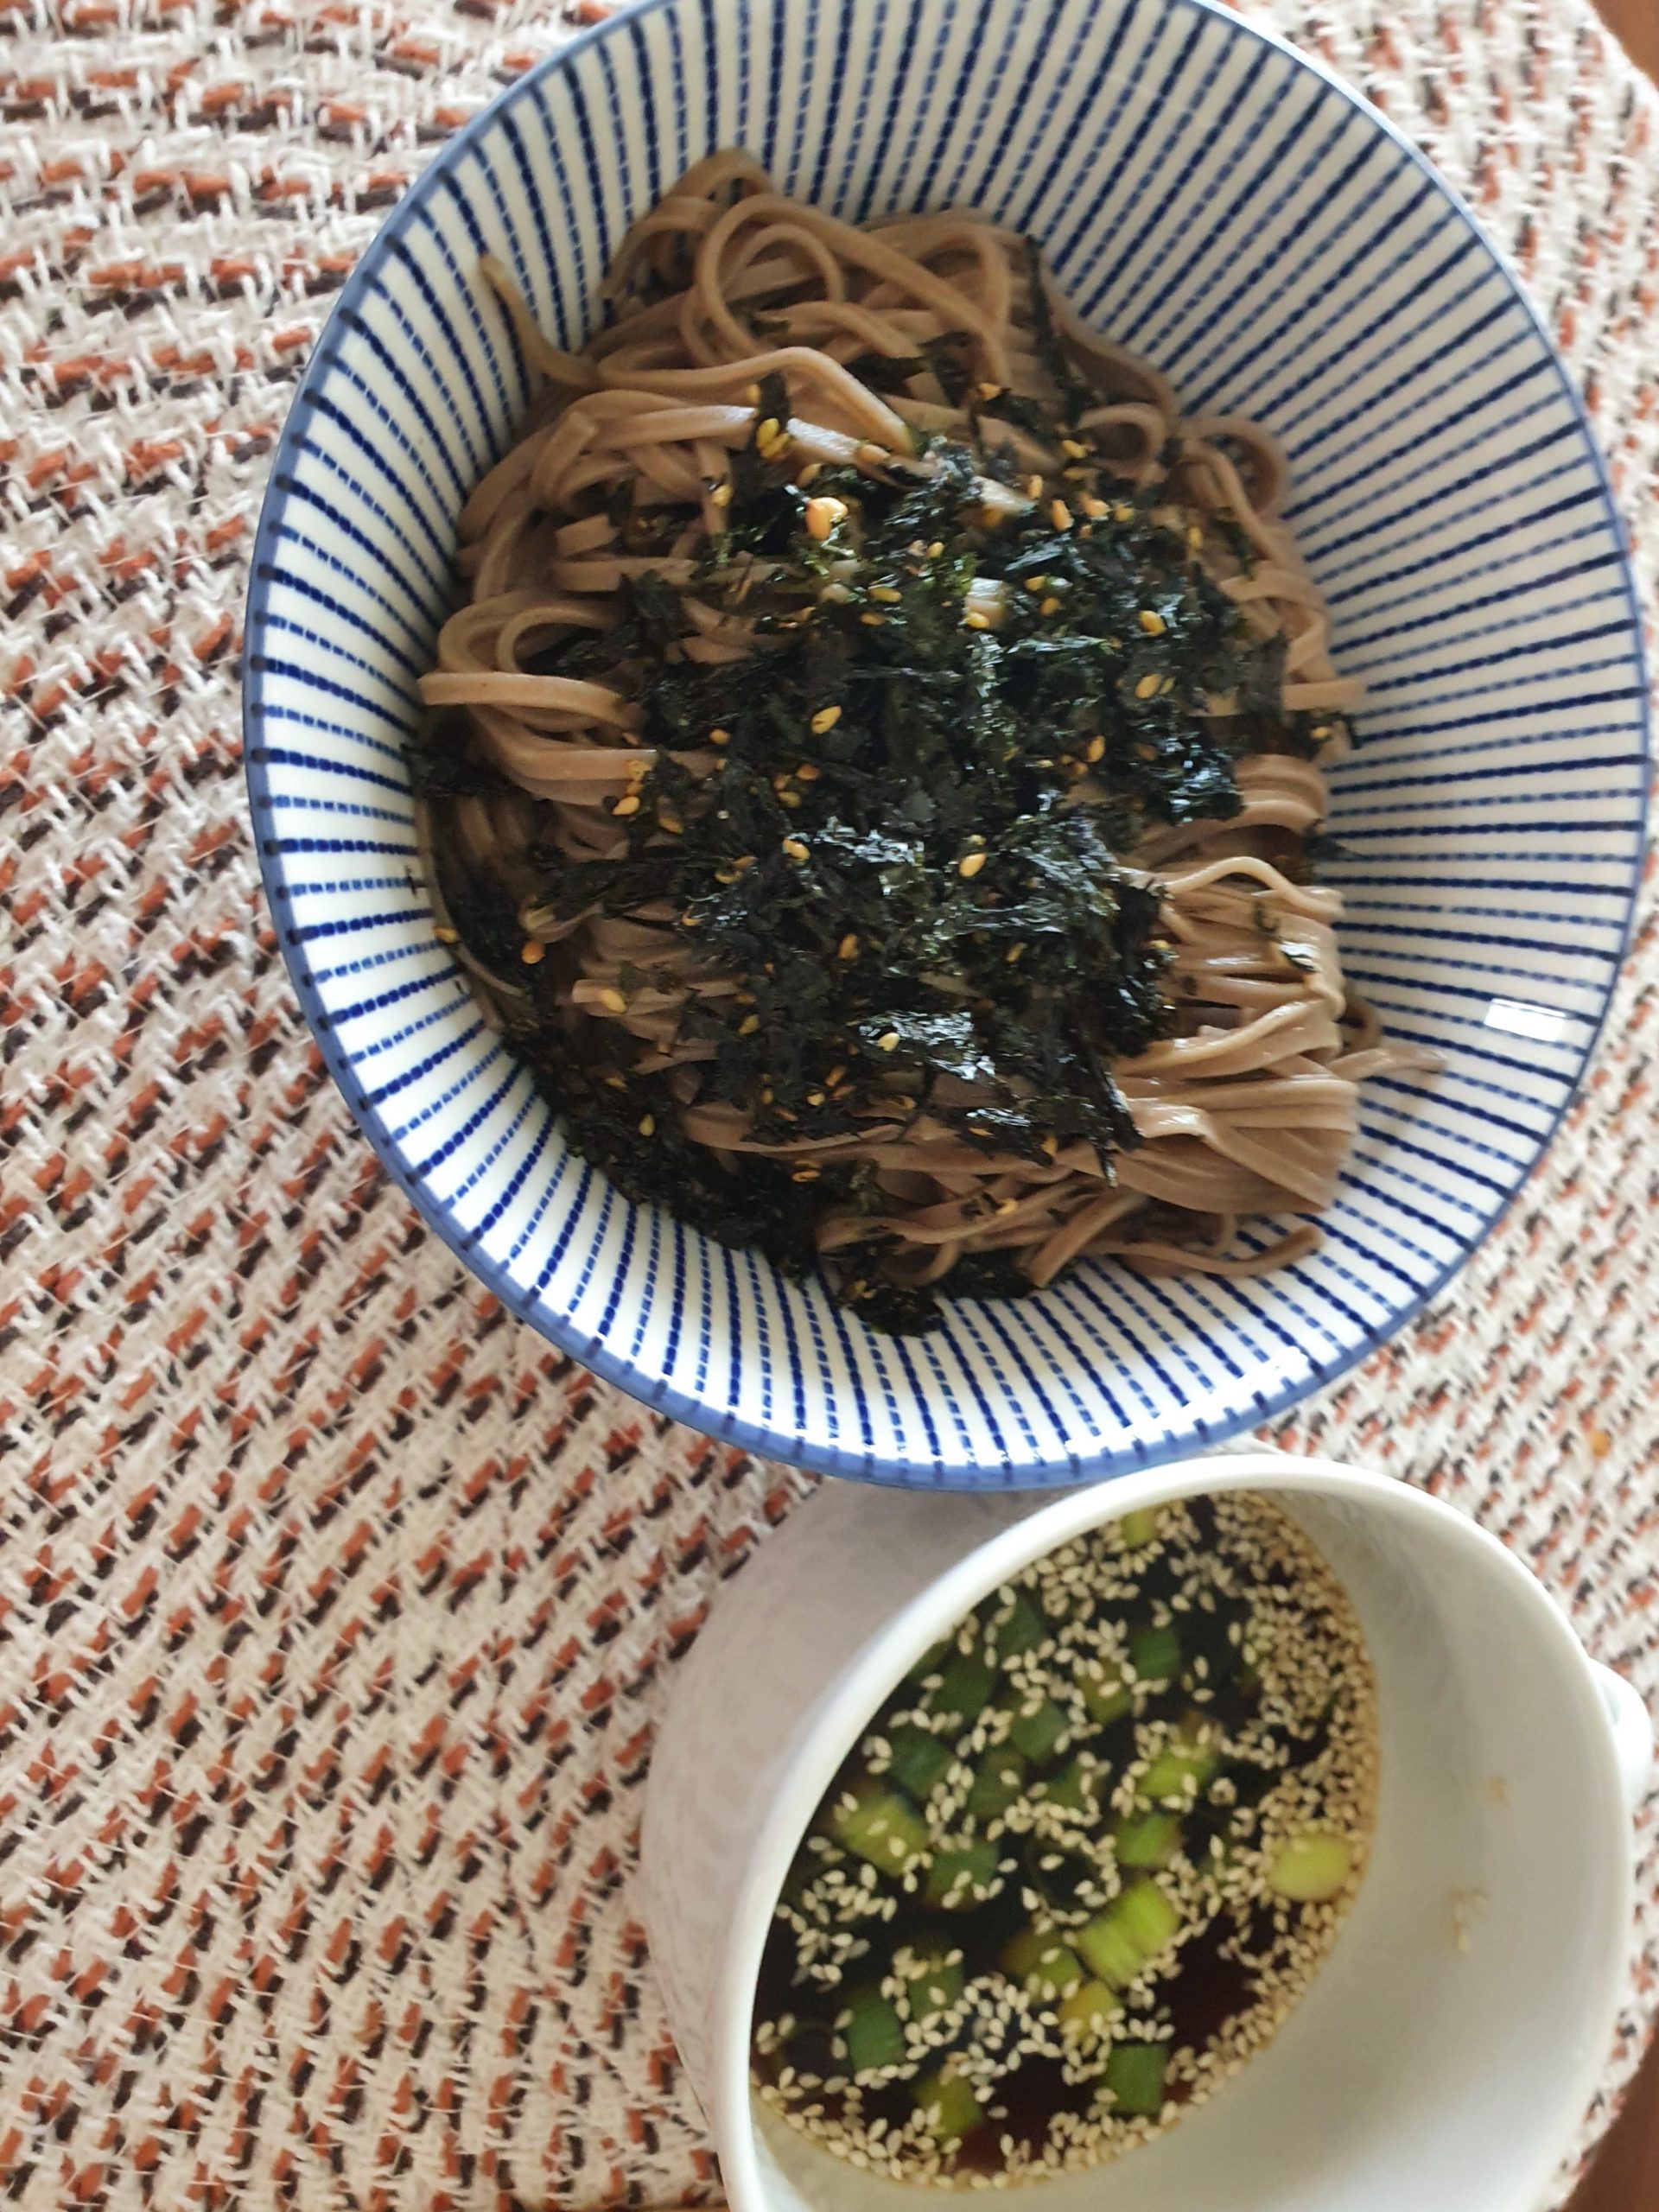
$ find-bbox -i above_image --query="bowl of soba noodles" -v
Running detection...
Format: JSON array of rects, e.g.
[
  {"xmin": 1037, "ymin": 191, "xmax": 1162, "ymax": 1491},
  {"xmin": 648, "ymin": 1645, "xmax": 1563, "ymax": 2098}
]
[{"xmin": 245, "ymin": 0, "xmax": 1647, "ymax": 1486}]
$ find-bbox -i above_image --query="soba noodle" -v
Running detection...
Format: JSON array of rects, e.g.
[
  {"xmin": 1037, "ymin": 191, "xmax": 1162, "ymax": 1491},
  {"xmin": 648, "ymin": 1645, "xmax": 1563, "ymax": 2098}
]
[{"xmin": 416, "ymin": 153, "xmax": 1431, "ymax": 1328}]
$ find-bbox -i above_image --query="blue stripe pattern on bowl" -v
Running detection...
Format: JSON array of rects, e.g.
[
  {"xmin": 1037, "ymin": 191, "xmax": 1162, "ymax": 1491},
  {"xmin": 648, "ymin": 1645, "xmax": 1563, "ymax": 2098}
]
[{"xmin": 245, "ymin": 0, "xmax": 1649, "ymax": 1487}]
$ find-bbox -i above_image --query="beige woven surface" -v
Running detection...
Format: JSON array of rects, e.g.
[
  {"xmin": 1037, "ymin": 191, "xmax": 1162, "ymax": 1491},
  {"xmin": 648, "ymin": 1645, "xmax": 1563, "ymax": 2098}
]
[{"xmin": 2, "ymin": 1, "xmax": 1656, "ymax": 2205}]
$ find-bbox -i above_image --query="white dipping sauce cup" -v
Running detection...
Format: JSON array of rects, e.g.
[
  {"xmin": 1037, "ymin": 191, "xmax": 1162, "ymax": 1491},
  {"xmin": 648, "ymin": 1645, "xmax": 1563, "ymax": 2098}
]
[{"xmin": 642, "ymin": 1454, "xmax": 1650, "ymax": 2212}]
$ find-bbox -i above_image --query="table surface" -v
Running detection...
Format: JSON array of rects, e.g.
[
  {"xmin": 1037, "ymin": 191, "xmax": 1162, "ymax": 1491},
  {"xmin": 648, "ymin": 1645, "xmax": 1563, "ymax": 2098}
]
[
  {"xmin": 3, "ymin": 1, "xmax": 1656, "ymax": 2207},
  {"xmin": 1571, "ymin": 7, "xmax": 1659, "ymax": 2205},
  {"xmin": 1599, "ymin": 0, "xmax": 1659, "ymax": 79}
]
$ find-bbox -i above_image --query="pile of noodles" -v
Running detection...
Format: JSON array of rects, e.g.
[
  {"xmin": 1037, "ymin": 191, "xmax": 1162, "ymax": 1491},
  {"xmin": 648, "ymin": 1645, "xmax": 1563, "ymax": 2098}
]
[{"xmin": 417, "ymin": 151, "xmax": 1432, "ymax": 1295}]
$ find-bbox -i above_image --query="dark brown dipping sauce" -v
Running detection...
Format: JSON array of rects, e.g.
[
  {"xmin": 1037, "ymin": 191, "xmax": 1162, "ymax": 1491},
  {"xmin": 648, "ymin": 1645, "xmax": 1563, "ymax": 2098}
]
[{"xmin": 751, "ymin": 1494, "xmax": 1376, "ymax": 2186}]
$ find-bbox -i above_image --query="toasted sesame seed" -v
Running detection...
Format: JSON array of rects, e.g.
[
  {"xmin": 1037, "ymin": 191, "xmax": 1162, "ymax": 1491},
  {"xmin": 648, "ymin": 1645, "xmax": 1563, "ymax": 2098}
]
[
  {"xmin": 838, "ymin": 933, "xmax": 860, "ymax": 960},
  {"xmin": 1139, "ymin": 608, "xmax": 1167, "ymax": 636},
  {"xmin": 738, "ymin": 1014, "xmax": 760, "ymax": 1036},
  {"xmin": 861, "ymin": 612, "xmax": 886, "ymax": 626},
  {"xmin": 811, "ymin": 704, "xmax": 842, "ymax": 734},
  {"xmin": 1135, "ymin": 672, "xmax": 1161, "ymax": 700},
  {"xmin": 783, "ymin": 837, "xmax": 810, "ymax": 862},
  {"xmin": 958, "ymin": 851, "xmax": 988, "ymax": 879},
  {"xmin": 804, "ymin": 496, "xmax": 849, "ymax": 540},
  {"xmin": 597, "ymin": 988, "xmax": 627, "ymax": 1015},
  {"xmin": 964, "ymin": 609, "xmax": 990, "ymax": 630},
  {"xmin": 1039, "ymin": 596, "xmax": 1061, "ymax": 616},
  {"xmin": 1050, "ymin": 499, "xmax": 1073, "ymax": 531},
  {"xmin": 876, "ymin": 1031, "xmax": 900, "ymax": 1052},
  {"xmin": 756, "ymin": 1491, "xmax": 1374, "ymax": 2185},
  {"xmin": 710, "ymin": 480, "xmax": 733, "ymax": 508},
  {"xmin": 709, "ymin": 727, "xmax": 731, "ymax": 746},
  {"xmin": 519, "ymin": 939, "xmax": 544, "ymax": 965},
  {"xmin": 612, "ymin": 793, "xmax": 642, "ymax": 817},
  {"xmin": 435, "ymin": 925, "xmax": 460, "ymax": 944},
  {"xmin": 869, "ymin": 583, "xmax": 902, "ymax": 603}
]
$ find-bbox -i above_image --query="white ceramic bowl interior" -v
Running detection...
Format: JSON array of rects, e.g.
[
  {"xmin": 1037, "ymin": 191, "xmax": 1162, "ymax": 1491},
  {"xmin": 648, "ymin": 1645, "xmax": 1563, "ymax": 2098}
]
[
  {"xmin": 641, "ymin": 1458, "xmax": 1650, "ymax": 2212},
  {"xmin": 246, "ymin": 0, "xmax": 1649, "ymax": 1484}
]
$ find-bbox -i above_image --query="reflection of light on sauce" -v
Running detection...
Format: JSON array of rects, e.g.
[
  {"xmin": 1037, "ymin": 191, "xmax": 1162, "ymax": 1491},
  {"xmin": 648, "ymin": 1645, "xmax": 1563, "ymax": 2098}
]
[
  {"xmin": 1483, "ymin": 998, "xmax": 1573, "ymax": 1044},
  {"xmin": 753, "ymin": 1497, "xmax": 1377, "ymax": 2185}
]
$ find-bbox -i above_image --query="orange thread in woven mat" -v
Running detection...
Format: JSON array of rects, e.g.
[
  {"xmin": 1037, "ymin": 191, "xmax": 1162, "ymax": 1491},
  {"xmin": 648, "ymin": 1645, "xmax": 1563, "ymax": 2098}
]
[{"xmin": 1, "ymin": 6, "xmax": 1656, "ymax": 2211}]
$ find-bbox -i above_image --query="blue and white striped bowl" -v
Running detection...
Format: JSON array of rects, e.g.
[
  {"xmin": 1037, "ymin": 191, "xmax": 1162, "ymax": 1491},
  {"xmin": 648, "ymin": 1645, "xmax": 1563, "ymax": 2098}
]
[{"xmin": 245, "ymin": 0, "xmax": 1648, "ymax": 1488}]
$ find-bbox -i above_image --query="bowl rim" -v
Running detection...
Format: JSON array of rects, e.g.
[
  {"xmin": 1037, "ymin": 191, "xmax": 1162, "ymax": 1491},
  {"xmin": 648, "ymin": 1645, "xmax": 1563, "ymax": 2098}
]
[
  {"xmin": 700, "ymin": 1454, "xmax": 1640, "ymax": 2212},
  {"xmin": 243, "ymin": 0, "xmax": 1651, "ymax": 1487}
]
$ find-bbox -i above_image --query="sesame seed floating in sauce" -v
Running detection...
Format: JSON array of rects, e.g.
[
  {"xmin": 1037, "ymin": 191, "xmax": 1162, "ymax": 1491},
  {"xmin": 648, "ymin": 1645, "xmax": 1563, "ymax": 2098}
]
[{"xmin": 750, "ymin": 1491, "xmax": 1376, "ymax": 2185}]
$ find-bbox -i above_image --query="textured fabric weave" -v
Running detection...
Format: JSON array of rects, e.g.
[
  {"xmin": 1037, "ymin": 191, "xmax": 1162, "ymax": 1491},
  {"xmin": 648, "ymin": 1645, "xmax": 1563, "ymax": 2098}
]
[{"xmin": 1, "ymin": 1, "xmax": 1656, "ymax": 2205}]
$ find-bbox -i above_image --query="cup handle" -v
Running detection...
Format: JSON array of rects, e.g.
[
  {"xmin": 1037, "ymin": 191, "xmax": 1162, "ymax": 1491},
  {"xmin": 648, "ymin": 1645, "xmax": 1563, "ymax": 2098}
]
[{"xmin": 1592, "ymin": 1663, "xmax": 1652, "ymax": 1813}]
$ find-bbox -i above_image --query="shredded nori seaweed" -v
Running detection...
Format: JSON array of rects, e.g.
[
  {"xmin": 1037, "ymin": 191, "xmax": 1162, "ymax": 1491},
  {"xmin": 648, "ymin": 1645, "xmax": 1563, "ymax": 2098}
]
[{"xmin": 431, "ymin": 343, "xmax": 1311, "ymax": 1329}]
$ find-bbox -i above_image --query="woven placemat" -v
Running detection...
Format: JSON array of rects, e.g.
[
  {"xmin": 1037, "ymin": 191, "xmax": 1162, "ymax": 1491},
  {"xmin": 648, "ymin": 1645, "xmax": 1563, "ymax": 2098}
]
[{"xmin": 3, "ymin": 1, "xmax": 1656, "ymax": 2204}]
